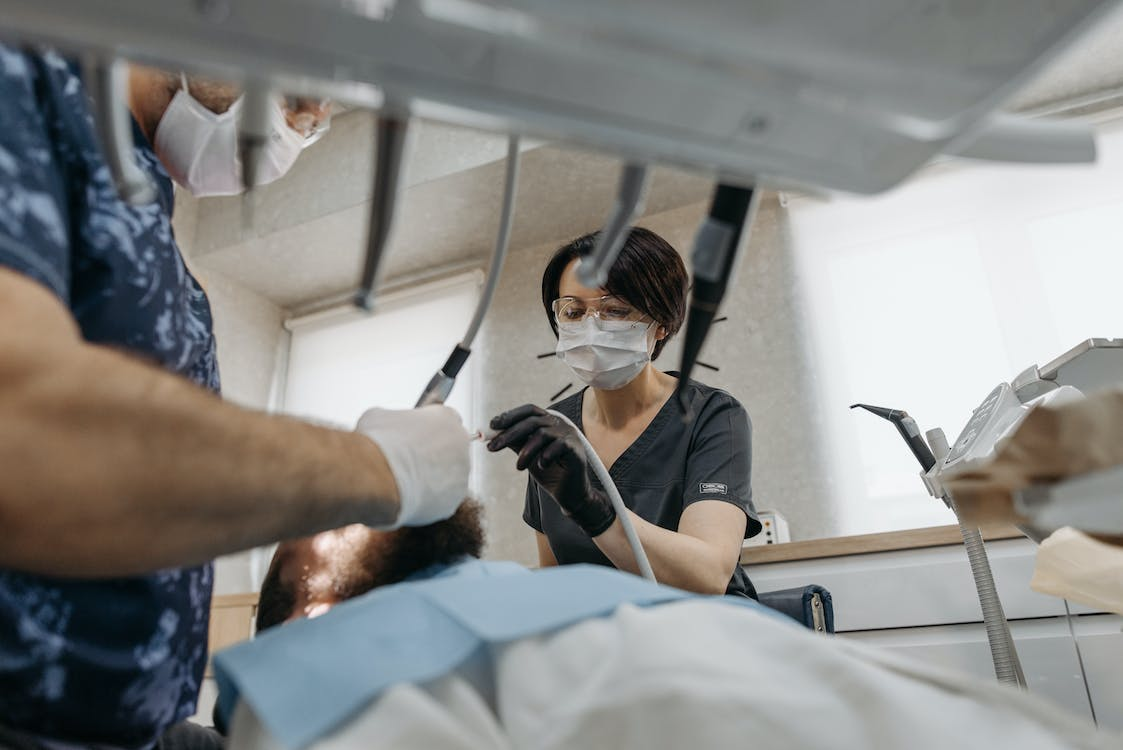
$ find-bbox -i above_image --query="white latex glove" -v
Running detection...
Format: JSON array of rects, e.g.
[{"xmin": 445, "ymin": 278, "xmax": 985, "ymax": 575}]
[{"xmin": 356, "ymin": 405, "xmax": 471, "ymax": 528}]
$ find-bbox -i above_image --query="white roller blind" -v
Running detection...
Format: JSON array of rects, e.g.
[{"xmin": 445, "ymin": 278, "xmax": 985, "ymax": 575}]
[
  {"xmin": 282, "ymin": 273, "xmax": 481, "ymax": 431},
  {"xmin": 788, "ymin": 121, "xmax": 1123, "ymax": 535}
]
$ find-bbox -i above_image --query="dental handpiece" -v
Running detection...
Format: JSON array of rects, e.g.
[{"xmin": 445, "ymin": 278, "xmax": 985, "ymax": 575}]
[
  {"xmin": 850, "ymin": 403, "xmax": 937, "ymax": 472},
  {"xmin": 238, "ymin": 78, "xmax": 273, "ymax": 194},
  {"xmin": 577, "ymin": 163, "xmax": 650, "ymax": 288}
]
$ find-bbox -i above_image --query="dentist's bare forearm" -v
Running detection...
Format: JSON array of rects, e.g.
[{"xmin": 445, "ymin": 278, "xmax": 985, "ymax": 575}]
[
  {"xmin": 0, "ymin": 270, "xmax": 399, "ymax": 576},
  {"xmin": 592, "ymin": 503, "xmax": 746, "ymax": 595}
]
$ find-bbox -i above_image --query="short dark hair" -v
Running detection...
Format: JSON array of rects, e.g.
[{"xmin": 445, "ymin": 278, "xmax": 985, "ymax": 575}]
[
  {"xmin": 541, "ymin": 227, "xmax": 688, "ymax": 360},
  {"xmin": 255, "ymin": 501, "xmax": 485, "ymax": 633}
]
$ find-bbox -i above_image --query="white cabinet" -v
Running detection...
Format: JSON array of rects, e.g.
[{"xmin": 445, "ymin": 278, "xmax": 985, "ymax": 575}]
[
  {"xmin": 844, "ymin": 615, "xmax": 1123, "ymax": 728},
  {"xmin": 744, "ymin": 539, "xmax": 1121, "ymax": 731},
  {"xmin": 746, "ymin": 539, "xmax": 1095, "ymax": 631},
  {"xmin": 1075, "ymin": 615, "xmax": 1123, "ymax": 731}
]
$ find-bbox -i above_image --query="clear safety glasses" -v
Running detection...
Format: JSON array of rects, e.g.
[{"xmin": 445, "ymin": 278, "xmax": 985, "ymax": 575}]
[{"xmin": 552, "ymin": 295, "xmax": 650, "ymax": 329}]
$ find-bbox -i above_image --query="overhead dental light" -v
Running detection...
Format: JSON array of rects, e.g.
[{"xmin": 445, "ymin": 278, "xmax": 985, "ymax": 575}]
[{"xmin": 9, "ymin": 0, "xmax": 1117, "ymax": 197}]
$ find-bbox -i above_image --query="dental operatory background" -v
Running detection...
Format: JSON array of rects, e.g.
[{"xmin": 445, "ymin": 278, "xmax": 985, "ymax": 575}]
[
  {"xmin": 10, "ymin": 0, "xmax": 1123, "ymax": 732},
  {"xmin": 192, "ymin": 119, "xmax": 1123, "ymax": 588}
]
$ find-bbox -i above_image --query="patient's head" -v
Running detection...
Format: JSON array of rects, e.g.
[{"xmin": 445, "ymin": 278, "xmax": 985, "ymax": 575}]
[{"xmin": 255, "ymin": 501, "xmax": 484, "ymax": 632}]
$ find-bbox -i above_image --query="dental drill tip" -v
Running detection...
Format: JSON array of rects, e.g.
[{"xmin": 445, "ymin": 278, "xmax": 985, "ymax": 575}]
[{"xmin": 850, "ymin": 403, "xmax": 906, "ymax": 421}]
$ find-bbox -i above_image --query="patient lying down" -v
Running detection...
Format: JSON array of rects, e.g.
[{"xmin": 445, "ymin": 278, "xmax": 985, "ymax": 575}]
[{"xmin": 216, "ymin": 503, "xmax": 1119, "ymax": 750}]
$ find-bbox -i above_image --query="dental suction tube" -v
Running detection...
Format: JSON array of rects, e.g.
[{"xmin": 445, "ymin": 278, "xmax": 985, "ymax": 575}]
[
  {"xmin": 547, "ymin": 410, "xmax": 657, "ymax": 583},
  {"xmin": 576, "ymin": 163, "xmax": 650, "ymax": 288},
  {"xmin": 852, "ymin": 402, "xmax": 1027, "ymax": 688},
  {"xmin": 83, "ymin": 56, "xmax": 156, "ymax": 205},
  {"xmin": 416, "ymin": 136, "xmax": 521, "ymax": 407},
  {"xmin": 355, "ymin": 114, "xmax": 411, "ymax": 312},
  {"xmin": 674, "ymin": 184, "xmax": 758, "ymax": 417}
]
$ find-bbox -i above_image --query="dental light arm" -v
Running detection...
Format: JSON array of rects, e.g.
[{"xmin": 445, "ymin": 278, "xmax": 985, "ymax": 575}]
[
  {"xmin": 83, "ymin": 56, "xmax": 156, "ymax": 205},
  {"xmin": 355, "ymin": 114, "xmax": 411, "ymax": 312},
  {"xmin": 416, "ymin": 136, "xmax": 521, "ymax": 407},
  {"xmin": 576, "ymin": 163, "xmax": 650, "ymax": 288},
  {"xmin": 674, "ymin": 184, "xmax": 758, "ymax": 417},
  {"xmin": 945, "ymin": 114, "xmax": 1096, "ymax": 164}
]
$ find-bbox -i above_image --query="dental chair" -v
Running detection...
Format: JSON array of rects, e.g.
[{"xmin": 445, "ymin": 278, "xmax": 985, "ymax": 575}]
[{"xmin": 758, "ymin": 585, "xmax": 834, "ymax": 633}]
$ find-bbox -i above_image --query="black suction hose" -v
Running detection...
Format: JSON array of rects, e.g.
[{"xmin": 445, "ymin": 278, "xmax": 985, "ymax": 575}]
[{"xmin": 674, "ymin": 184, "xmax": 756, "ymax": 418}]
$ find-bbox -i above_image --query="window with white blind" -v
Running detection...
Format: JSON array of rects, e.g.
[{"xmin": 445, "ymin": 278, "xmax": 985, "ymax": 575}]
[
  {"xmin": 282, "ymin": 271, "xmax": 482, "ymax": 440},
  {"xmin": 788, "ymin": 121, "xmax": 1123, "ymax": 535}
]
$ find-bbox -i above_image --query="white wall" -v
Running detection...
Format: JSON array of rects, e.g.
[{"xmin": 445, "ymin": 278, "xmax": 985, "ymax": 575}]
[{"xmin": 175, "ymin": 192, "xmax": 290, "ymax": 595}]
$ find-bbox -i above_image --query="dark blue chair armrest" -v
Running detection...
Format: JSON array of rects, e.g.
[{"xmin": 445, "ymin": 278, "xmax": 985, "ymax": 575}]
[{"xmin": 758, "ymin": 585, "xmax": 834, "ymax": 633}]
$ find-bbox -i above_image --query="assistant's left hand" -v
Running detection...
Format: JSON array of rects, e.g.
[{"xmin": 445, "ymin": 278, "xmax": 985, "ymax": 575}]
[{"xmin": 486, "ymin": 404, "xmax": 616, "ymax": 537}]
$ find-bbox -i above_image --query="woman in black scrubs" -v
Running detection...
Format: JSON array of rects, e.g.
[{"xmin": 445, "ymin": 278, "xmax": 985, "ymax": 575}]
[{"xmin": 487, "ymin": 228, "xmax": 761, "ymax": 597}]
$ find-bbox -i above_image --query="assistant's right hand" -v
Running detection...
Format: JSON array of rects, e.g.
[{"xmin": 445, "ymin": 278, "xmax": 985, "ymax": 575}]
[
  {"xmin": 487, "ymin": 404, "xmax": 617, "ymax": 537},
  {"xmin": 356, "ymin": 405, "xmax": 471, "ymax": 528}
]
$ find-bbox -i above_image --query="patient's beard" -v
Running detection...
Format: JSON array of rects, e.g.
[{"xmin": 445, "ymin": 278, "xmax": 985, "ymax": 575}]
[
  {"xmin": 366, "ymin": 499, "xmax": 485, "ymax": 592},
  {"xmin": 256, "ymin": 501, "xmax": 484, "ymax": 632}
]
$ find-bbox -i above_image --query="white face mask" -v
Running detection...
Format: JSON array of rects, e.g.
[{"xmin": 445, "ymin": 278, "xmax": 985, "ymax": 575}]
[
  {"xmin": 153, "ymin": 75, "xmax": 311, "ymax": 197},
  {"xmin": 556, "ymin": 317, "xmax": 656, "ymax": 390}
]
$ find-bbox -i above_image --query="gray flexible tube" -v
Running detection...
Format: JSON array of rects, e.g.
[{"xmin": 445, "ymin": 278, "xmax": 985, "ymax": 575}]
[
  {"xmin": 414, "ymin": 137, "xmax": 520, "ymax": 408},
  {"xmin": 84, "ymin": 57, "xmax": 157, "ymax": 205},
  {"xmin": 951, "ymin": 498, "xmax": 1028, "ymax": 688},
  {"xmin": 929, "ymin": 429, "xmax": 1026, "ymax": 688},
  {"xmin": 461, "ymin": 136, "xmax": 519, "ymax": 349},
  {"xmin": 547, "ymin": 409, "xmax": 657, "ymax": 583}
]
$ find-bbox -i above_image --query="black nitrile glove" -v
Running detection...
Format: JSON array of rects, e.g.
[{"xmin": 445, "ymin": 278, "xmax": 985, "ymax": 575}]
[{"xmin": 487, "ymin": 404, "xmax": 617, "ymax": 537}]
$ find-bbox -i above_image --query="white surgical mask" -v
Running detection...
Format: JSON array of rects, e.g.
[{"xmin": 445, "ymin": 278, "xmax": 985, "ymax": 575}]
[
  {"xmin": 153, "ymin": 75, "xmax": 309, "ymax": 197},
  {"xmin": 556, "ymin": 317, "xmax": 655, "ymax": 390}
]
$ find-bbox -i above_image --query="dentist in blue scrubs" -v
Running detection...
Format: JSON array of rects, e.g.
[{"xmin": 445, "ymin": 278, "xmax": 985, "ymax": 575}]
[
  {"xmin": 488, "ymin": 228, "xmax": 761, "ymax": 598},
  {"xmin": 0, "ymin": 50, "xmax": 470, "ymax": 749}
]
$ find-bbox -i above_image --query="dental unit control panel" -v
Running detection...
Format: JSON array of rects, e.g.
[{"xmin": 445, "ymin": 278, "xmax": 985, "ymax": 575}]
[{"xmin": 924, "ymin": 338, "xmax": 1123, "ymax": 535}]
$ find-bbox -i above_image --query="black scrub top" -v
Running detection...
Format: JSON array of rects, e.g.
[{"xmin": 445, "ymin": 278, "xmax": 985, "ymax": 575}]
[{"xmin": 523, "ymin": 375, "xmax": 761, "ymax": 598}]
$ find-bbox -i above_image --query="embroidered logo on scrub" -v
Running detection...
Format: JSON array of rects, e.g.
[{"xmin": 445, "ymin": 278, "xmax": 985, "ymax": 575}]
[{"xmin": 699, "ymin": 482, "xmax": 728, "ymax": 495}]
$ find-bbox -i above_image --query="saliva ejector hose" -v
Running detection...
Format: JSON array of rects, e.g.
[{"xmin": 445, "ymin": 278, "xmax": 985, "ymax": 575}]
[
  {"xmin": 477, "ymin": 411, "xmax": 657, "ymax": 584},
  {"xmin": 547, "ymin": 410, "xmax": 657, "ymax": 583}
]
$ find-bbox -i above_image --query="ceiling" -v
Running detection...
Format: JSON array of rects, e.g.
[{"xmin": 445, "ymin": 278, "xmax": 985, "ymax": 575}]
[{"xmin": 181, "ymin": 5, "xmax": 1123, "ymax": 309}]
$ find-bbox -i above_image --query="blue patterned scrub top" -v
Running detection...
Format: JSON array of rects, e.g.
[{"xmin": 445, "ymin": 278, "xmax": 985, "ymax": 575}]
[{"xmin": 0, "ymin": 46, "xmax": 220, "ymax": 747}]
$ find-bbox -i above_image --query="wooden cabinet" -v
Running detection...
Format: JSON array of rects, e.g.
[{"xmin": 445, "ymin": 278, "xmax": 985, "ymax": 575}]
[
  {"xmin": 192, "ymin": 593, "xmax": 259, "ymax": 725},
  {"xmin": 205, "ymin": 593, "xmax": 258, "ymax": 677}
]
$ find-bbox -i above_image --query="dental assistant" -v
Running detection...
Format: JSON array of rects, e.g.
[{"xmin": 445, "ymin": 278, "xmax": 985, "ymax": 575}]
[
  {"xmin": 0, "ymin": 50, "xmax": 470, "ymax": 748},
  {"xmin": 488, "ymin": 228, "xmax": 761, "ymax": 597}
]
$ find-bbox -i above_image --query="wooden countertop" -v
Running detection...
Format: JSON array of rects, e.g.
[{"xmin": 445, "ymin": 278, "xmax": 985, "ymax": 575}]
[{"xmin": 740, "ymin": 523, "xmax": 1024, "ymax": 565}]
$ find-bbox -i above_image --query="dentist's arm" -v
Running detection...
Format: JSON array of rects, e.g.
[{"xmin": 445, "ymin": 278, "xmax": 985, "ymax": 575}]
[{"xmin": 0, "ymin": 268, "xmax": 469, "ymax": 577}]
